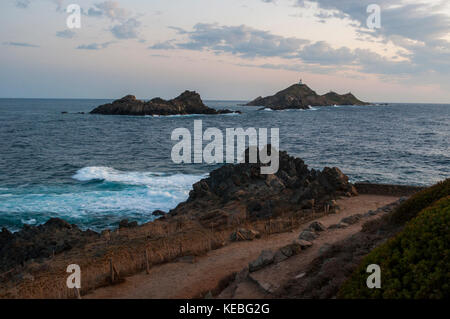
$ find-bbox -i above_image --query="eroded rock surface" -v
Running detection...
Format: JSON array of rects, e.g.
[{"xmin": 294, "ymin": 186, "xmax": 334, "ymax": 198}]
[
  {"xmin": 246, "ymin": 83, "xmax": 369, "ymax": 110},
  {"xmin": 90, "ymin": 91, "xmax": 239, "ymax": 116}
]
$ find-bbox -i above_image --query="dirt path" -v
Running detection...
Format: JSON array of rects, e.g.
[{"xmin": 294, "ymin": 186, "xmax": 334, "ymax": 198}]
[{"xmin": 85, "ymin": 195, "xmax": 398, "ymax": 299}]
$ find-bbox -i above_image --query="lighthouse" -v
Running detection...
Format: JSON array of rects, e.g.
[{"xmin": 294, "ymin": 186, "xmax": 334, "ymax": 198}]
[{"xmin": 299, "ymin": 78, "xmax": 303, "ymax": 85}]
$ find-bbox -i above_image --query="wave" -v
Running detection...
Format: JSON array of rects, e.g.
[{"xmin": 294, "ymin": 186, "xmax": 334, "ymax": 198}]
[
  {"xmin": 0, "ymin": 168, "xmax": 207, "ymax": 231},
  {"xmin": 72, "ymin": 166, "xmax": 205, "ymax": 187},
  {"xmin": 143, "ymin": 112, "xmax": 240, "ymax": 118}
]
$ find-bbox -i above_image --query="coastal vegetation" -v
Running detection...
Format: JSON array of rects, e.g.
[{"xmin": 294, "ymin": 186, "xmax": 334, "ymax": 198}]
[{"xmin": 338, "ymin": 179, "xmax": 450, "ymax": 299}]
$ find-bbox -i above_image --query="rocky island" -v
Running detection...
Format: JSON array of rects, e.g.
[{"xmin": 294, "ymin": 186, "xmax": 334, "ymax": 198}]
[
  {"xmin": 90, "ymin": 91, "xmax": 239, "ymax": 116},
  {"xmin": 246, "ymin": 82, "xmax": 370, "ymax": 110}
]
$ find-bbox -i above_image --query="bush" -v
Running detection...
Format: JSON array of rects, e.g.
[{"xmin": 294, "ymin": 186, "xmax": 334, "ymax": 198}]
[
  {"xmin": 388, "ymin": 179, "xmax": 449, "ymax": 225},
  {"xmin": 338, "ymin": 196, "xmax": 450, "ymax": 299}
]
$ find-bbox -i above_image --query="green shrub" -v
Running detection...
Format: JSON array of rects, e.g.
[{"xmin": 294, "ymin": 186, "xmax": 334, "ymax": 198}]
[
  {"xmin": 338, "ymin": 196, "xmax": 450, "ymax": 299},
  {"xmin": 388, "ymin": 179, "xmax": 450, "ymax": 225}
]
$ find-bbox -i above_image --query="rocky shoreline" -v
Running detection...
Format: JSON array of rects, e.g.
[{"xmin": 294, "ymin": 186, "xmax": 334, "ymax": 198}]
[
  {"xmin": 0, "ymin": 148, "xmax": 357, "ymax": 273},
  {"xmin": 0, "ymin": 150, "xmax": 428, "ymax": 299},
  {"xmin": 90, "ymin": 91, "xmax": 239, "ymax": 116},
  {"xmin": 246, "ymin": 83, "xmax": 370, "ymax": 110}
]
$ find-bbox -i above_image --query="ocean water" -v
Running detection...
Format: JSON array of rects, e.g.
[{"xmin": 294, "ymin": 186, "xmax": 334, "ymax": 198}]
[{"xmin": 0, "ymin": 99, "xmax": 449, "ymax": 231}]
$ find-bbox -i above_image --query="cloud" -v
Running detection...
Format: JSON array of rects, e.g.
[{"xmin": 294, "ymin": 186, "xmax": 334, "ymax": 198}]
[
  {"xmin": 149, "ymin": 41, "xmax": 176, "ymax": 50},
  {"xmin": 15, "ymin": 0, "xmax": 31, "ymax": 8},
  {"xmin": 15, "ymin": 0, "xmax": 64, "ymax": 11},
  {"xmin": 76, "ymin": 42, "xmax": 114, "ymax": 50},
  {"xmin": 295, "ymin": 0, "xmax": 450, "ymax": 76},
  {"xmin": 56, "ymin": 29, "xmax": 76, "ymax": 39},
  {"xmin": 166, "ymin": 23, "xmax": 309, "ymax": 58},
  {"xmin": 296, "ymin": 0, "xmax": 450, "ymax": 44},
  {"xmin": 3, "ymin": 41, "xmax": 39, "ymax": 48},
  {"xmin": 110, "ymin": 18, "xmax": 141, "ymax": 39},
  {"xmin": 298, "ymin": 41, "xmax": 356, "ymax": 65},
  {"xmin": 84, "ymin": 2, "xmax": 142, "ymax": 40},
  {"xmin": 87, "ymin": 1, "xmax": 129, "ymax": 20}
]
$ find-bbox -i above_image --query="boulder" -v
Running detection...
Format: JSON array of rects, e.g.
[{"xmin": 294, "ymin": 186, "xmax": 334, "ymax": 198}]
[
  {"xmin": 341, "ymin": 214, "xmax": 362, "ymax": 225},
  {"xmin": 299, "ymin": 230, "xmax": 319, "ymax": 241},
  {"xmin": 308, "ymin": 221, "xmax": 326, "ymax": 232},
  {"xmin": 279, "ymin": 241, "xmax": 302, "ymax": 257},
  {"xmin": 295, "ymin": 239, "xmax": 313, "ymax": 249},
  {"xmin": 273, "ymin": 250, "xmax": 289, "ymax": 263},
  {"xmin": 235, "ymin": 267, "xmax": 249, "ymax": 283},
  {"xmin": 249, "ymin": 250, "xmax": 275, "ymax": 272}
]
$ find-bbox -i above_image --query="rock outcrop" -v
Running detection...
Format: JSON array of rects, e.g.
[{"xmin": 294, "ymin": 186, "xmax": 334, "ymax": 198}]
[
  {"xmin": 90, "ymin": 91, "xmax": 239, "ymax": 116},
  {"xmin": 246, "ymin": 83, "xmax": 369, "ymax": 110},
  {"xmin": 168, "ymin": 147, "xmax": 357, "ymax": 228},
  {"xmin": 0, "ymin": 219, "xmax": 99, "ymax": 272}
]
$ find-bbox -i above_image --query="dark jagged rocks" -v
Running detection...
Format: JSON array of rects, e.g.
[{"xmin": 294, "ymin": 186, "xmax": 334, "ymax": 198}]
[
  {"xmin": 90, "ymin": 91, "xmax": 239, "ymax": 116},
  {"xmin": 246, "ymin": 83, "xmax": 370, "ymax": 110},
  {"xmin": 168, "ymin": 147, "xmax": 357, "ymax": 228},
  {"xmin": 0, "ymin": 218, "xmax": 99, "ymax": 272}
]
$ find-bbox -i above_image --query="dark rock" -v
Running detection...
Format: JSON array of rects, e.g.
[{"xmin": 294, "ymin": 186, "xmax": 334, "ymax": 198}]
[
  {"xmin": 0, "ymin": 222, "xmax": 99, "ymax": 272},
  {"xmin": 308, "ymin": 221, "xmax": 326, "ymax": 232},
  {"xmin": 341, "ymin": 214, "xmax": 362, "ymax": 225},
  {"xmin": 119, "ymin": 219, "xmax": 138, "ymax": 229},
  {"xmin": 249, "ymin": 250, "xmax": 275, "ymax": 272},
  {"xmin": 246, "ymin": 83, "xmax": 370, "ymax": 110},
  {"xmin": 280, "ymin": 241, "xmax": 302, "ymax": 257},
  {"xmin": 45, "ymin": 218, "xmax": 73, "ymax": 229},
  {"xmin": 90, "ymin": 91, "xmax": 239, "ymax": 116},
  {"xmin": 235, "ymin": 266, "xmax": 249, "ymax": 283},
  {"xmin": 169, "ymin": 147, "xmax": 357, "ymax": 226},
  {"xmin": 295, "ymin": 239, "xmax": 313, "ymax": 249},
  {"xmin": 299, "ymin": 230, "xmax": 319, "ymax": 241},
  {"xmin": 152, "ymin": 210, "xmax": 166, "ymax": 217},
  {"xmin": 274, "ymin": 250, "xmax": 289, "ymax": 263}
]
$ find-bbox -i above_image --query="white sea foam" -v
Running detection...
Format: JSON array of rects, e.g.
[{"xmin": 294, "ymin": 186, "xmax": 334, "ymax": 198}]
[
  {"xmin": 0, "ymin": 168, "xmax": 207, "ymax": 230},
  {"xmin": 72, "ymin": 166, "xmax": 205, "ymax": 188}
]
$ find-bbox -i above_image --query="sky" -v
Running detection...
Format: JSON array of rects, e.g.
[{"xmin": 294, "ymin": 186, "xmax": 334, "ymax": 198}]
[{"xmin": 0, "ymin": 0, "xmax": 449, "ymax": 102}]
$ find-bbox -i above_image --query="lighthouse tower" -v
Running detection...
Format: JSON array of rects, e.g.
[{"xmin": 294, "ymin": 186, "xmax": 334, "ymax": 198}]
[{"xmin": 299, "ymin": 78, "xmax": 303, "ymax": 85}]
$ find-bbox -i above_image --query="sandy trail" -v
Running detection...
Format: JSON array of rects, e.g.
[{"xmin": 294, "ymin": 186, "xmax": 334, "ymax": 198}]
[{"xmin": 85, "ymin": 195, "xmax": 398, "ymax": 299}]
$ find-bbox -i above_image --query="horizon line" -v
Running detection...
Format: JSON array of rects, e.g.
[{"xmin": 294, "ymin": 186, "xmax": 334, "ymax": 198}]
[{"xmin": 0, "ymin": 97, "xmax": 450, "ymax": 105}]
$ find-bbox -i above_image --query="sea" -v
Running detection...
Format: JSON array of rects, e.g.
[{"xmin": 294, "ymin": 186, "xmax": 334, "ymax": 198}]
[{"xmin": 0, "ymin": 99, "xmax": 448, "ymax": 231}]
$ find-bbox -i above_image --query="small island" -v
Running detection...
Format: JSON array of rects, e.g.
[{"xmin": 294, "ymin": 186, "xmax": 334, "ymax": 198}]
[
  {"xmin": 246, "ymin": 80, "xmax": 370, "ymax": 110},
  {"xmin": 90, "ymin": 91, "xmax": 239, "ymax": 116}
]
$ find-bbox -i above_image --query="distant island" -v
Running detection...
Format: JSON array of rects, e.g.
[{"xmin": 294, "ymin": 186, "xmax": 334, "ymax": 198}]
[
  {"xmin": 90, "ymin": 91, "xmax": 239, "ymax": 116},
  {"xmin": 246, "ymin": 81, "xmax": 370, "ymax": 110}
]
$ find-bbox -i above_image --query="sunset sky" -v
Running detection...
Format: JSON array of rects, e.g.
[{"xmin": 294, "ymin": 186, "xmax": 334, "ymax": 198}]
[{"xmin": 1, "ymin": 0, "xmax": 449, "ymax": 102}]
